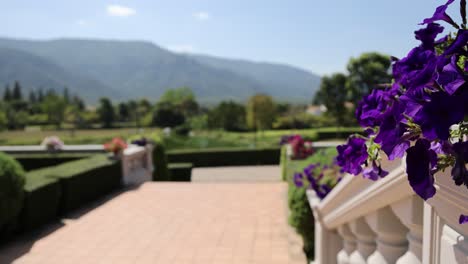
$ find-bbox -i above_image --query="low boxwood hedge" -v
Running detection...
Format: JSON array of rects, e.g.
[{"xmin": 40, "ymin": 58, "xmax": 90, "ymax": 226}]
[
  {"xmin": 153, "ymin": 143, "xmax": 170, "ymax": 181},
  {"xmin": 167, "ymin": 147, "xmax": 280, "ymax": 167},
  {"xmin": 13, "ymin": 153, "xmax": 95, "ymax": 171},
  {"xmin": 315, "ymin": 129, "xmax": 363, "ymax": 141},
  {"xmin": 286, "ymin": 148, "xmax": 337, "ymax": 261},
  {"xmin": 168, "ymin": 163, "xmax": 193, "ymax": 182},
  {"xmin": 20, "ymin": 173, "xmax": 61, "ymax": 231},
  {"xmin": 27, "ymin": 155, "xmax": 122, "ymax": 214}
]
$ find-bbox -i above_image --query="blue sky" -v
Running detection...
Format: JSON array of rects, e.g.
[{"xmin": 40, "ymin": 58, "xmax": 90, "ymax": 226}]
[{"xmin": 2, "ymin": 0, "xmax": 459, "ymax": 75}]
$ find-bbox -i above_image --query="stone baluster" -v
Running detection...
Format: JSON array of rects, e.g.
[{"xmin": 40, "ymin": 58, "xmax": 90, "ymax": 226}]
[
  {"xmin": 337, "ymin": 224, "xmax": 357, "ymax": 264},
  {"xmin": 390, "ymin": 196, "xmax": 424, "ymax": 264},
  {"xmin": 365, "ymin": 206, "xmax": 408, "ymax": 264},
  {"xmin": 348, "ymin": 218, "xmax": 376, "ymax": 264}
]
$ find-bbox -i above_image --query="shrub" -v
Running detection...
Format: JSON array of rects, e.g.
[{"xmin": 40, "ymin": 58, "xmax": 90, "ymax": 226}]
[
  {"xmin": 286, "ymin": 148, "xmax": 337, "ymax": 261},
  {"xmin": 153, "ymin": 143, "xmax": 171, "ymax": 181},
  {"xmin": 13, "ymin": 153, "xmax": 93, "ymax": 171},
  {"xmin": 174, "ymin": 124, "xmax": 191, "ymax": 136},
  {"xmin": 30, "ymin": 155, "xmax": 121, "ymax": 213},
  {"xmin": 315, "ymin": 128, "xmax": 363, "ymax": 140},
  {"xmin": 167, "ymin": 147, "xmax": 280, "ymax": 167},
  {"xmin": 20, "ymin": 172, "xmax": 61, "ymax": 231},
  {"xmin": 0, "ymin": 152, "xmax": 26, "ymax": 237},
  {"xmin": 288, "ymin": 185, "xmax": 314, "ymax": 260},
  {"xmin": 280, "ymin": 146, "xmax": 288, "ymax": 181},
  {"xmin": 168, "ymin": 163, "xmax": 193, "ymax": 181}
]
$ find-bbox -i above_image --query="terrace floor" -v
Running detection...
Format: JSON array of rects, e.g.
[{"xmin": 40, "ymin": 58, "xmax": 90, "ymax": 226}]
[{"xmin": 0, "ymin": 166, "xmax": 307, "ymax": 264}]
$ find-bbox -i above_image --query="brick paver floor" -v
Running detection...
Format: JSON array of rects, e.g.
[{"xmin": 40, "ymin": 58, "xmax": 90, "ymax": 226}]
[{"xmin": 0, "ymin": 167, "xmax": 306, "ymax": 264}]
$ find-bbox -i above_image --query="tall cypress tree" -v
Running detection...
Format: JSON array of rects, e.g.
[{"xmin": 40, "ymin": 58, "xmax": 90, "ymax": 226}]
[
  {"xmin": 3, "ymin": 85, "xmax": 11, "ymax": 101},
  {"xmin": 12, "ymin": 81, "xmax": 22, "ymax": 100},
  {"xmin": 29, "ymin": 90, "xmax": 37, "ymax": 104},
  {"xmin": 37, "ymin": 88, "xmax": 44, "ymax": 102},
  {"xmin": 63, "ymin": 87, "xmax": 70, "ymax": 103}
]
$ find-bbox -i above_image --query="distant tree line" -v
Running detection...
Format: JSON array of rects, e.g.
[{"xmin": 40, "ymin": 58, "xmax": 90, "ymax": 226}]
[
  {"xmin": 1, "ymin": 51, "xmax": 390, "ymax": 133},
  {"xmin": 313, "ymin": 52, "xmax": 392, "ymax": 126}
]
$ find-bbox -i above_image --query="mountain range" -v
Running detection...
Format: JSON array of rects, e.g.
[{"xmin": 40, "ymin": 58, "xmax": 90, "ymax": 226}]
[{"xmin": 0, "ymin": 37, "xmax": 321, "ymax": 104}]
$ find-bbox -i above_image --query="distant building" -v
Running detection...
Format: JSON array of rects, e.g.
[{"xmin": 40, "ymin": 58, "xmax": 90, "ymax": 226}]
[{"xmin": 306, "ymin": 105, "xmax": 327, "ymax": 116}]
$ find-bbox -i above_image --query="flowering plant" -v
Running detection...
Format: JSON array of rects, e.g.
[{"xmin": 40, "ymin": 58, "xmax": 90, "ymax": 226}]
[
  {"xmin": 41, "ymin": 136, "xmax": 64, "ymax": 152},
  {"xmin": 293, "ymin": 161, "xmax": 342, "ymax": 200},
  {"xmin": 336, "ymin": 0, "xmax": 468, "ymax": 223},
  {"xmin": 280, "ymin": 135, "xmax": 314, "ymax": 159},
  {"xmin": 131, "ymin": 137, "xmax": 148, "ymax": 147},
  {"xmin": 103, "ymin": 137, "xmax": 128, "ymax": 156}
]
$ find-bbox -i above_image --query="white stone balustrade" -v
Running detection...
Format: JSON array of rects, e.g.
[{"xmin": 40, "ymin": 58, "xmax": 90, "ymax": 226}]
[
  {"xmin": 307, "ymin": 157, "xmax": 468, "ymax": 264},
  {"xmin": 121, "ymin": 144, "xmax": 153, "ymax": 186},
  {"xmin": 337, "ymin": 224, "xmax": 356, "ymax": 264}
]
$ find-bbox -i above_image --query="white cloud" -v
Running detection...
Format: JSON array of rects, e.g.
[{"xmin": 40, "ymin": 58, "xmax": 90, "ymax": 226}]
[
  {"xmin": 193, "ymin": 11, "xmax": 210, "ymax": 21},
  {"xmin": 167, "ymin": 45, "xmax": 195, "ymax": 53},
  {"xmin": 75, "ymin": 19, "xmax": 88, "ymax": 26},
  {"xmin": 107, "ymin": 4, "xmax": 136, "ymax": 17}
]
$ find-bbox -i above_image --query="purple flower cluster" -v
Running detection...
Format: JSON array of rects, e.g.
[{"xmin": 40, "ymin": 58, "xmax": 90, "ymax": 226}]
[
  {"xmin": 293, "ymin": 162, "xmax": 341, "ymax": 200},
  {"xmin": 336, "ymin": 0, "xmax": 468, "ymax": 223}
]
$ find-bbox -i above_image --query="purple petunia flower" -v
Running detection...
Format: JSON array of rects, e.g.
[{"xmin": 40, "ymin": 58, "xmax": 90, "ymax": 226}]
[
  {"xmin": 443, "ymin": 30, "xmax": 468, "ymax": 56},
  {"xmin": 415, "ymin": 23, "xmax": 444, "ymax": 50},
  {"xmin": 293, "ymin": 172, "xmax": 304, "ymax": 188},
  {"xmin": 374, "ymin": 101, "xmax": 410, "ymax": 160},
  {"xmin": 131, "ymin": 137, "xmax": 148, "ymax": 146},
  {"xmin": 355, "ymin": 89, "xmax": 392, "ymax": 128},
  {"xmin": 451, "ymin": 141, "xmax": 468, "ymax": 187},
  {"xmin": 436, "ymin": 56, "xmax": 466, "ymax": 95},
  {"xmin": 392, "ymin": 47, "xmax": 438, "ymax": 93},
  {"xmin": 412, "ymin": 91, "xmax": 465, "ymax": 141},
  {"xmin": 459, "ymin": 214, "xmax": 468, "ymax": 224},
  {"xmin": 421, "ymin": 0, "xmax": 458, "ymax": 28},
  {"xmin": 362, "ymin": 161, "xmax": 389, "ymax": 181},
  {"xmin": 406, "ymin": 139, "xmax": 438, "ymax": 200},
  {"xmin": 336, "ymin": 137, "xmax": 368, "ymax": 175}
]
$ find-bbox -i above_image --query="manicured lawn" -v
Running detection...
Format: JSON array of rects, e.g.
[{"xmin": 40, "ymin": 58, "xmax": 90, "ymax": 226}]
[{"xmin": 0, "ymin": 127, "xmax": 357, "ymax": 150}]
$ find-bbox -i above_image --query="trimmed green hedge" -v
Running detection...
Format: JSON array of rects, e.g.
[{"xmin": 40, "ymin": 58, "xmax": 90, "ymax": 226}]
[
  {"xmin": 153, "ymin": 143, "xmax": 171, "ymax": 181},
  {"xmin": 26, "ymin": 155, "xmax": 122, "ymax": 214},
  {"xmin": 167, "ymin": 147, "xmax": 280, "ymax": 167},
  {"xmin": 13, "ymin": 153, "xmax": 95, "ymax": 171},
  {"xmin": 20, "ymin": 173, "xmax": 61, "ymax": 231},
  {"xmin": 286, "ymin": 148, "xmax": 338, "ymax": 261},
  {"xmin": 168, "ymin": 163, "xmax": 193, "ymax": 182},
  {"xmin": 315, "ymin": 129, "xmax": 363, "ymax": 141}
]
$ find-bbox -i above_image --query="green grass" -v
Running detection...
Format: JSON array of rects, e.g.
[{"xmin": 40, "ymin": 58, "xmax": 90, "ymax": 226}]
[
  {"xmin": 0, "ymin": 128, "xmax": 161, "ymax": 146},
  {"xmin": 0, "ymin": 127, "xmax": 357, "ymax": 150}
]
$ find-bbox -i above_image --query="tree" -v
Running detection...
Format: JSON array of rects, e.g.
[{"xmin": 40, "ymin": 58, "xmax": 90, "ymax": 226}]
[
  {"xmin": 12, "ymin": 81, "xmax": 22, "ymax": 101},
  {"xmin": 152, "ymin": 102, "xmax": 185, "ymax": 128},
  {"xmin": 72, "ymin": 96, "xmax": 85, "ymax": 111},
  {"xmin": 208, "ymin": 101, "xmax": 246, "ymax": 131},
  {"xmin": 29, "ymin": 90, "xmax": 37, "ymax": 104},
  {"xmin": 246, "ymin": 94, "xmax": 276, "ymax": 131},
  {"xmin": 3, "ymin": 85, "xmax": 11, "ymax": 101},
  {"xmin": 118, "ymin": 102, "xmax": 130, "ymax": 122},
  {"xmin": 63, "ymin": 87, "xmax": 70, "ymax": 103},
  {"xmin": 97, "ymin": 97, "xmax": 115, "ymax": 128},
  {"xmin": 159, "ymin": 87, "xmax": 199, "ymax": 117},
  {"xmin": 42, "ymin": 94, "xmax": 66, "ymax": 128},
  {"xmin": 37, "ymin": 88, "xmax": 44, "ymax": 102},
  {"xmin": 315, "ymin": 73, "xmax": 348, "ymax": 126},
  {"xmin": 346, "ymin": 52, "xmax": 392, "ymax": 104}
]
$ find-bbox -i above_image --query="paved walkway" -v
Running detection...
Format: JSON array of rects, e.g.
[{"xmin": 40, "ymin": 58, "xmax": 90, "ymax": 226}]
[
  {"xmin": 192, "ymin": 165, "xmax": 282, "ymax": 182},
  {"xmin": 0, "ymin": 167, "xmax": 307, "ymax": 264}
]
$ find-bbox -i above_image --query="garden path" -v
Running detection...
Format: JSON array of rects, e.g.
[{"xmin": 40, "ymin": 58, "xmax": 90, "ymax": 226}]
[{"xmin": 0, "ymin": 166, "xmax": 307, "ymax": 264}]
